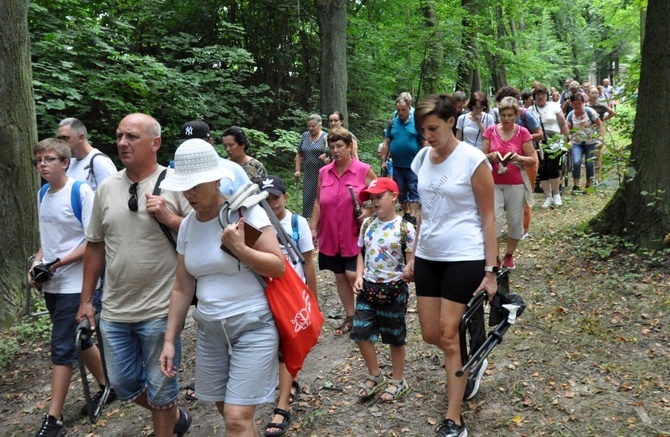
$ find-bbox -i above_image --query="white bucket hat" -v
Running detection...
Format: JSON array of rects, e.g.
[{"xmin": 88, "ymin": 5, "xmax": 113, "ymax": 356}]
[{"xmin": 160, "ymin": 139, "xmax": 235, "ymax": 192}]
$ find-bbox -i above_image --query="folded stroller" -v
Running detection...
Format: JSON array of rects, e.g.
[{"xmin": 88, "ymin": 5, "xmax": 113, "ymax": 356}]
[{"xmin": 457, "ymin": 269, "xmax": 526, "ymax": 379}]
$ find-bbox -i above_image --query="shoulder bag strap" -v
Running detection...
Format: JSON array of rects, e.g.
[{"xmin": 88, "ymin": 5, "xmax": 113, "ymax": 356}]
[{"xmin": 152, "ymin": 169, "xmax": 177, "ymax": 249}]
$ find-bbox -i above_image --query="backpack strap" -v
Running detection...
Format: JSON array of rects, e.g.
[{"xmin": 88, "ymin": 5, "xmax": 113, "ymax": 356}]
[
  {"xmin": 520, "ymin": 107, "xmax": 528, "ymax": 128},
  {"xmin": 290, "ymin": 212, "xmax": 301, "ymax": 253},
  {"xmin": 85, "ymin": 152, "xmax": 109, "ymax": 185},
  {"xmin": 39, "ymin": 183, "xmax": 49, "ymax": 204},
  {"xmin": 71, "ymin": 180, "xmax": 83, "ymax": 224},
  {"xmin": 152, "ymin": 169, "xmax": 177, "ymax": 248},
  {"xmin": 39, "ymin": 181, "xmax": 83, "ymax": 225}
]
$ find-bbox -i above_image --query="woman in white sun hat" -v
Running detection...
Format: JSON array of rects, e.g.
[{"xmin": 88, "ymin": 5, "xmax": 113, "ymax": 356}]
[{"xmin": 158, "ymin": 139, "xmax": 285, "ymax": 436}]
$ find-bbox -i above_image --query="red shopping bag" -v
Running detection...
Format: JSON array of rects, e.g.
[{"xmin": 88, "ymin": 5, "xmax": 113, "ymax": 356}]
[{"xmin": 265, "ymin": 259, "xmax": 324, "ymax": 378}]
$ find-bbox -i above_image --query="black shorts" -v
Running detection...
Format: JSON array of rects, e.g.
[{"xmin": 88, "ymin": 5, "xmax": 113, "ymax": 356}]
[
  {"xmin": 350, "ymin": 283, "xmax": 408, "ymax": 347},
  {"xmin": 414, "ymin": 257, "xmax": 485, "ymax": 305},
  {"xmin": 318, "ymin": 252, "xmax": 357, "ymax": 274}
]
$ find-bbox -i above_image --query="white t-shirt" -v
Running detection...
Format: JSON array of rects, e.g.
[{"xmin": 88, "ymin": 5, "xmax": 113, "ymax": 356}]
[
  {"xmin": 411, "ymin": 143, "xmax": 491, "ymax": 261},
  {"xmin": 358, "ymin": 215, "xmax": 415, "ymax": 283},
  {"xmin": 456, "ymin": 113, "xmax": 495, "ymax": 149},
  {"xmin": 529, "ymin": 102, "xmax": 563, "ymax": 136},
  {"xmin": 87, "ymin": 167, "xmax": 192, "ymax": 322},
  {"xmin": 275, "ymin": 211, "xmax": 314, "ymax": 281},
  {"xmin": 38, "ymin": 177, "xmax": 94, "ymax": 294},
  {"xmin": 177, "ymin": 205, "xmax": 272, "ymax": 321},
  {"xmin": 67, "ymin": 148, "xmax": 117, "ymax": 191}
]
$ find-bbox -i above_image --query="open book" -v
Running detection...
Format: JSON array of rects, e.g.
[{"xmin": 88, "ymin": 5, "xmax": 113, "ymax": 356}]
[{"xmin": 495, "ymin": 151, "xmax": 515, "ymax": 165}]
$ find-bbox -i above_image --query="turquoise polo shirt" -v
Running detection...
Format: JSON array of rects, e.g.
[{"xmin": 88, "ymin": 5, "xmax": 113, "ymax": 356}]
[{"xmin": 385, "ymin": 114, "xmax": 421, "ymax": 168}]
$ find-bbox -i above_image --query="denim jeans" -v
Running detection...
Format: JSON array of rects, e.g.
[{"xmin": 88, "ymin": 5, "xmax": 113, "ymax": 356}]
[
  {"xmin": 99, "ymin": 316, "xmax": 180, "ymax": 408},
  {"xmin": 571, "ymin": 142, "xmax": 596, "ymax": 181}
]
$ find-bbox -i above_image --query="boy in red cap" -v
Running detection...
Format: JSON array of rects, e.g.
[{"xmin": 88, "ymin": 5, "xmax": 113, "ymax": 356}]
[{"xmin": 352, "ymin": 177, "xmax": 415, "ymax": 401}]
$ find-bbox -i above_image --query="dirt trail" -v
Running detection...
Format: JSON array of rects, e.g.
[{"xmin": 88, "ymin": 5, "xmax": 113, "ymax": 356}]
[{"xmin": 2, "ymin": 188, "xmax": 669, "ymax": 436}]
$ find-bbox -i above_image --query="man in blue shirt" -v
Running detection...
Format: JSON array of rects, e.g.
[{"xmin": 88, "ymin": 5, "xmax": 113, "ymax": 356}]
[{"xmin": 380, "ymin": 95, "xmax": 424, "ymax": 224}]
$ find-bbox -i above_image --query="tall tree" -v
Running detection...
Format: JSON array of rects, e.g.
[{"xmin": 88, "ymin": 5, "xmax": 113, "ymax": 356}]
[
  {"xmin": 0, "ymin": 0, "xmax": 39, "ymax": 324},
  {"xmin": 589, "ymin": 0, "xmax": 669, "ymax": 249},
  {"xmin": 315, "ymin": 0, "xmax": 348, "ymax": 122},
  {"xmin": 419, "ymin": 0, "xmax": 443, "ymax": 95}
]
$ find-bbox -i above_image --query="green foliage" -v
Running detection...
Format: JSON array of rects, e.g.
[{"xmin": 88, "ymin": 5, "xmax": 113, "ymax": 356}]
[{"xmin": 27, "ymin": 0, "xmax": 643, "ymax": 177}]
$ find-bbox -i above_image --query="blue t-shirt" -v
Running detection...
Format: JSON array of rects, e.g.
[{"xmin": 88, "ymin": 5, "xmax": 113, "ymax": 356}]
[{"xmin": 385, "ymin": 114, "xmax": 421, "ymax": 168}]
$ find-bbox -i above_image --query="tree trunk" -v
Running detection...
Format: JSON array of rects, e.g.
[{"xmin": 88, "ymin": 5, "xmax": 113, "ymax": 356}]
[
  {"xmin": 315, "ymin": 0, "xmax": 348, "ymax": 124},
  {"xmin": 456, "ymin": 0, "xmax": 481, "ymax": 95},
  {"xmin": 419, "ymin": 0, "xmax": 443, "ymax": 96},
  {"xmin": 589, "ymin": 0, "xmax": 670, "ymax": 249},
  {"xmin": 0, "ymin": 0, "xmax": 40, "ymax": 325}
]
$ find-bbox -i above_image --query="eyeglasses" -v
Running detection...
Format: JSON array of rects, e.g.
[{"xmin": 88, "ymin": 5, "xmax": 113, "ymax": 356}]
[
  {"xmin": 128, "ymin": 183, "xmax": 139, "ymax": 212},
  {"xmin": 56, "ymin": 135, "xmax": 71, "ymax": 141},
  {"xmin": 32, "ymin": 157, "xmax": 63, "ymax": 167}
]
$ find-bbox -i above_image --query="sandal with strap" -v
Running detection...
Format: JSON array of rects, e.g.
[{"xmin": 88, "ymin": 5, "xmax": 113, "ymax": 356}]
[
  {"xmin": 183, "ymin": 383, "xmax": 197, "ymax": 401},
  {"xmin": 264, "ymin": 407, "xmax": 291, "ymax": 437},
  {"xmin": 288, "ymin": 380, "xmax": 300, "ymax": 405},
  {"xmin": 380, "ymin": 377, "xmax": 410, "ymax": 402},
  {"xmin": 334, "ymin": 315, "xmax": 353, "ymax": 336},
  {"xmin": 358, "ymin": 373, "xmax": 386, "ymax": 399},
  {"xmin": 173, "ymin": 408, "xmax": 192, "ymax": 437}
]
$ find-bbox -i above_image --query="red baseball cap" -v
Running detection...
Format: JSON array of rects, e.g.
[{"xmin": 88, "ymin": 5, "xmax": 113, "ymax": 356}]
[{"xmin": 359, "ymin": 177, "xmax": 400, "ymax": 202}]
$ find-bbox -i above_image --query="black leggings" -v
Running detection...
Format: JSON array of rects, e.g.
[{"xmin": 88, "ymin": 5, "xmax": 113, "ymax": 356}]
[{"xmin": 538, "ymin": 153, "xmax": 562, "ymax": 180}]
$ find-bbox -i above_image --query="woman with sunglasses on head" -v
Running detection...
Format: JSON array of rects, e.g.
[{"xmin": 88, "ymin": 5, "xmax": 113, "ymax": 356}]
[
  {"xmin": 328, "ymin": 111, "xmax": 359, "ymax": 160},
  {"xmin": 456, "ymin": 91, "xmax": 495, "ymax": 150},
  {"xmin": 159, "ymin": 139, "xmax": 285, "ymax": 437}
]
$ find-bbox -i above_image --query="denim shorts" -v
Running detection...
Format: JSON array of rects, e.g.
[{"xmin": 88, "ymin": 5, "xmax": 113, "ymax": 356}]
[
  {"xmin": 350, "ymin": 284, "xmax": 409, "ymax": 347},
  {"xmin": 392, "ymin": 166, "xmax": 420, "ymax": 204},
  {"xmin": 191, "ymin": 309, "xmax": 278, "ymax": 405},
  {"xmin": 45, "ymin": 292, "xmax": 94, "ymax": 365},
  {"xmin": 99, "ymin": 316, "xmax": 180, "ymax": 409}
]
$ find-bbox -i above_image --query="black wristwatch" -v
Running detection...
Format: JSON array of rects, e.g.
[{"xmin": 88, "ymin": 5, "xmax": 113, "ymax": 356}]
[{"xmin": 484, "ymin": 265, "xmax": 499, "ymax": 273}]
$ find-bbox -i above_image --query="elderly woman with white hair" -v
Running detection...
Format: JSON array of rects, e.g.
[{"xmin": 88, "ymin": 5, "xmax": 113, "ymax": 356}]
[
  {"xmin": 294, "ymin": 114, "xmax": 329, "ymax": 218},
  {"xmin": 158, "ymin": 139, "xmax": 285, "ymax": 437},
  {"xmin": 481, "ymin": 97, "xmax": 537, "ymax": 270}
]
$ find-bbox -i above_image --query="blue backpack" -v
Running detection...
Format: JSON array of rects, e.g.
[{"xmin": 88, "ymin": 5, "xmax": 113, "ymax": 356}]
[{"xmin": 39, "ymin": 181, "xmax": 84, "ymax": 225}]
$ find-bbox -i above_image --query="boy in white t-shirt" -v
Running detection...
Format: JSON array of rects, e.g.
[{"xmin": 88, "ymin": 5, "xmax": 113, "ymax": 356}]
[
  {"xmin": 352, "ymin": 177, "xmax": 415, "ymax": 402},
  {"xmin": 260, "ymin": 175, "xmax": 318, "ymax": 437},
  {"xmin": 28, "ymin": 138, "xmax": 109, "ymax": 437}
]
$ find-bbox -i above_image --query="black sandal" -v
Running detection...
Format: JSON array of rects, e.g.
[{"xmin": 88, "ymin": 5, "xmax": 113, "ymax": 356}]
[
  {"xmin": 173, "ymin": 408, "xmax": 192, "ymax": 437},
  {"xmin": 183, "ymin": 383, "xmax": 197, "ymax": 401},
  {"xmin": 264, "ymin": 408, "xmax": 291, "ymax": 437},
  {"xmin": 288, "ymin": 381, "xmax": 300, "ymax": 405},
  {"xmin": 334, "ymin": 315, "xmax": 353, "ymax": 336}
]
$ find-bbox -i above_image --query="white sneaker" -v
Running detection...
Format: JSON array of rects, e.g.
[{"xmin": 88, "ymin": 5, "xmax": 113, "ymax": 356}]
[
  {"xmin": 553, "ymin": 194, "xmax": 563, "ymax": 206},
  {"xmin": 542, "ymin": 197, "xmax": 553, "ymax": 208}
]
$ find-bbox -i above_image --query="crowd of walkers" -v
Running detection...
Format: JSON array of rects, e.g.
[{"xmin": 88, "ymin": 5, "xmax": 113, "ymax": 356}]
[{"xmin": 28, "ymin": 76, "xmax": 616, "ymax": 437}]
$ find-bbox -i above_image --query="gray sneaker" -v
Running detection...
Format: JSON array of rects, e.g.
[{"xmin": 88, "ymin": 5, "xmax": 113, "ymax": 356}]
[{"xmin": 463, "ymin": 358, "xmax": 488, "ymax": 400}]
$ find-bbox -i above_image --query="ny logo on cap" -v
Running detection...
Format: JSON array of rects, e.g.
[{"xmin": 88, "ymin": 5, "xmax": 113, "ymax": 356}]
[{"xmin": 184, "ymin": 126, "xmax": 194, "ymax": 136}]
